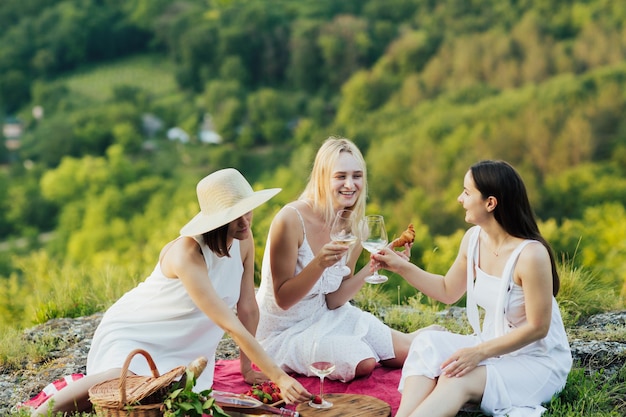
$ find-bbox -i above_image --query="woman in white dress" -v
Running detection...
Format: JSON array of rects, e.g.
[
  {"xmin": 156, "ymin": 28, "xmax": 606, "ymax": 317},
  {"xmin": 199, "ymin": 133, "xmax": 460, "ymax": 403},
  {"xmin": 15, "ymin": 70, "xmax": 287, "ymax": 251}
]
[
  {"xmin": 32, "ymin": 168, "xmax": 311, "ymax": 416},
  {"xmin": 372, "ymin": 160, "xmax": 572, "ymax": 417},
  {"xmin": 256, "ymin": 137, "xmax": 418, "ymax": 382}
]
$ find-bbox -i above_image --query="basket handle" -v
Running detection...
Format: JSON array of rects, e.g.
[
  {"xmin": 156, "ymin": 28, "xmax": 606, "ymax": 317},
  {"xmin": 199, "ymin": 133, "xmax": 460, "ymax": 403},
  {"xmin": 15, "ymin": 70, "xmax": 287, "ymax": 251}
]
[{"xmin": 118, "ymin": 348, "xmax": 161, "ymax": 406}]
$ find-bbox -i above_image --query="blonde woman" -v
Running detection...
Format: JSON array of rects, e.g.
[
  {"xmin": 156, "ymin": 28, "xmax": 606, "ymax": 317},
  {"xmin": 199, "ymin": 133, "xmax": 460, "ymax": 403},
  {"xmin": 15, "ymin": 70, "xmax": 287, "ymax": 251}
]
[{"xmin": 256, "ymin": 137, "xmax": 418, "ymax": 383}]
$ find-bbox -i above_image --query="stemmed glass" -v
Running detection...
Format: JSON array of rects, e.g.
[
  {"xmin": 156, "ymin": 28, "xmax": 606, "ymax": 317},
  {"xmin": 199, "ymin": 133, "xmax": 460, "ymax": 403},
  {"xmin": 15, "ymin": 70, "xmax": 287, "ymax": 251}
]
[
  {"xmin": 308, "ymin": 340, "xmax": 335, "ymax": 409},
  {"xmin": 329, "ymin": 209, "xmax": 357, "ymax": 276},
  {"xmin": 359, "ymin": 215, "xmax": 389, "ymax": 284}
]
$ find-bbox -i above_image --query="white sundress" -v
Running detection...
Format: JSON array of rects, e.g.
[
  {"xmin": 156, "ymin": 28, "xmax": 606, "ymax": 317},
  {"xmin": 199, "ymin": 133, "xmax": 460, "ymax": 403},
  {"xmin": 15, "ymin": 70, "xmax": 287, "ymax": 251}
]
[
  {"xmin": 400, "ymin": 226, "xmax": 572, "ymax": 417},
  {"xmin": 87, "ymin": 237, "xmax": 243, "ymax": 390},
  {"xmin": 256, "ymin": 206, "xmax": 395, "ymax": 382}
]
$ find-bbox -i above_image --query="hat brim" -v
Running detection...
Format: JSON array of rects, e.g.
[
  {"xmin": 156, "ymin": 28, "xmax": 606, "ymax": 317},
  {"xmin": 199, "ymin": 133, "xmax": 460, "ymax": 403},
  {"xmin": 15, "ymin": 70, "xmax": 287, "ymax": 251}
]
[{"xmin": 180, "ymin": 188, "xmax": 281, "ymax": 237}]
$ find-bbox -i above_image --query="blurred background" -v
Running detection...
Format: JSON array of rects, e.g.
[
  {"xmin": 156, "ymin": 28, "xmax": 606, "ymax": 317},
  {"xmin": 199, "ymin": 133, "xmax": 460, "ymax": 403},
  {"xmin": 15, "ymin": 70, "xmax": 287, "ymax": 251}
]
[{"xmin": 1, "ymin": 0, "xmax": 625, "ymax": 332}]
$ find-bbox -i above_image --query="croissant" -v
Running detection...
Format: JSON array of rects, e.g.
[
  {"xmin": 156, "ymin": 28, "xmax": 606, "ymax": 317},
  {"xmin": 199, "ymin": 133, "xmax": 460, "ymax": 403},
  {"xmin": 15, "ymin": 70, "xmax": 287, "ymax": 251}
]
[{"xmin": 392, "ymin": 224, "xmax": 415, "ymax": 248}]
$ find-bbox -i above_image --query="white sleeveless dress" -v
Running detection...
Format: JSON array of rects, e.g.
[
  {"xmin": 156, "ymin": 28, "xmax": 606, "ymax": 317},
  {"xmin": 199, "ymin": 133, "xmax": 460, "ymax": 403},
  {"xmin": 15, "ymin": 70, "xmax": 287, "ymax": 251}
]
[
  {"xmin": 400, "ymin": 226, "xmax": 572, "ymax": 416},
  {"xmin": 256, "ymin": 206, "xmax": 395, "ymax": 382},
  {"xmin": 86, "ymin": 237, "xmax": 242, "ymax": 390}
]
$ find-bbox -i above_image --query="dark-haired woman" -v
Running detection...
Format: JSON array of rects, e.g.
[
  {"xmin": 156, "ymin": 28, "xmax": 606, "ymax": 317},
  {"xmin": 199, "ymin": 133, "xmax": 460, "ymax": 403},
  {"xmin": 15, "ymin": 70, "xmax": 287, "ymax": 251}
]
[{"xmin": 372, "ymin": 160, "xmax": 571, "ymax": 417}]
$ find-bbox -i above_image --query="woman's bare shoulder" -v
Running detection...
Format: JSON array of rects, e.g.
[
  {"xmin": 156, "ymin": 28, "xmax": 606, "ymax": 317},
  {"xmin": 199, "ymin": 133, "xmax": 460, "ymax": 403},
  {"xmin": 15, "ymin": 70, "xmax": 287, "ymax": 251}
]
[
  {"xmin": 160, "ymin": 236, "xmax": 203, "ymax": 274},
  {"xmin": 273, "ymin": 202, "xmax": 305, "ymax": 225},
  {"xmin": 518, "ymin": 240, "xmax": 550, "ymax": 264}
]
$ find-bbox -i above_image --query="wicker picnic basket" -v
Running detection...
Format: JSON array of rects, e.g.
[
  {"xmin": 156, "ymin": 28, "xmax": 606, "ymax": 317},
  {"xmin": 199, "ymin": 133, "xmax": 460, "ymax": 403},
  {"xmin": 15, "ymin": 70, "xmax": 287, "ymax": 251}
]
[{"xmin": 88, "ymin": 349, "xmax": 186, "ymax": 417}]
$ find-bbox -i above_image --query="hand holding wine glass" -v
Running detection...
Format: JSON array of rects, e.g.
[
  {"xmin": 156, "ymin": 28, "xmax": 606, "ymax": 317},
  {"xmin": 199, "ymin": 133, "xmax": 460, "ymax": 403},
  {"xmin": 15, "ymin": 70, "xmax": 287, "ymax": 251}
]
[
  {"xmin": 359, "ymin": 215, "xmax": 389, "ymax": 284},
  {"xmin": 329, "ymin": 209, "xmax": 357, "ymax": 276},
  {"xmin": 308, "ymin": 340, "xmax": 335, "ymax": 409}
]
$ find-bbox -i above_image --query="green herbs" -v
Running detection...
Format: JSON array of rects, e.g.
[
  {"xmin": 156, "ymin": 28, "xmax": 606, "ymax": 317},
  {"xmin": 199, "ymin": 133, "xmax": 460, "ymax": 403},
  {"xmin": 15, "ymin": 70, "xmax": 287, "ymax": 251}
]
[{"xmin": 163, "ymin": 369, "xmax": 229, "ymax": 417}]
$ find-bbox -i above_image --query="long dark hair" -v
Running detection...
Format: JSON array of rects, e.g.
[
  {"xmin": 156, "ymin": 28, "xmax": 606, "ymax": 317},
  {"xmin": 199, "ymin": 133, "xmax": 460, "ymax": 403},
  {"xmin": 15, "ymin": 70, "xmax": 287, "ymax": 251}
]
[
  {"xmin": 201, "ymin": 223, "xmax": 231, "ymax": 257},
  {"xmin": 470, "ymin": 160, "xmax": 560, "ymax": 296}
]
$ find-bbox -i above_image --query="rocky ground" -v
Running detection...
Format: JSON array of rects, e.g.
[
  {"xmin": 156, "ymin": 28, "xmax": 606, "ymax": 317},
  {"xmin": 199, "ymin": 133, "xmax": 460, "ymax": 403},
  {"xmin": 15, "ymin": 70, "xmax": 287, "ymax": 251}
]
[{"xmin": 1, "ymin": 310, "xmax": 625, "ymax": 415}]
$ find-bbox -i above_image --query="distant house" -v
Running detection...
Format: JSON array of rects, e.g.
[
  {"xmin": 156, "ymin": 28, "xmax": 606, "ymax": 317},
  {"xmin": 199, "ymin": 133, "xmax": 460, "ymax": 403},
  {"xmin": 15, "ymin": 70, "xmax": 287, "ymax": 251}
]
[
  {"xmin": 167, "ymin": 127, "xmax": 190, "ymax": 143},
  {"xmin": 198, "ymin": 113, "xmax": 222, "ymax": 144},
  {"xmin": 3, "ymin": 117, "xmax": 23, "ymax": 151},
  {"xmin": 141, "ymin": 113, "xmax": 164, "ymax": 138}
]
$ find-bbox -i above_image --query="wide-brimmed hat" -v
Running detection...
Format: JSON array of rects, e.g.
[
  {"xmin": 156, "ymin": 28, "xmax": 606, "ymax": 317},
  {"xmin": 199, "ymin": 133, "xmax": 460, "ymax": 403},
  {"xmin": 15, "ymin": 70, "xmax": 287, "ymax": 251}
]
[{"xmin": 180, "ymin": 168, "xmax": 281, "ymax": 236}]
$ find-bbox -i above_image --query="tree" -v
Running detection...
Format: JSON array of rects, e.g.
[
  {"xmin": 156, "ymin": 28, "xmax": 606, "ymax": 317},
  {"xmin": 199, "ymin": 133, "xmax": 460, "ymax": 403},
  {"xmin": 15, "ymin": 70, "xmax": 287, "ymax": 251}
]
[
  {"xmin": 0, "ymin": 70, "xmax": 30, "ymax": 113},
  {"xmin": 318, "ymin": 15, "xmax": 372, "ymax": 91},
  {"xmin": 244, "ymin": 88, "xmax": 295, "ymax": 146},
  {"xmin": 287, "ymin": 19, "xmax": 323, "ymax": 92}
]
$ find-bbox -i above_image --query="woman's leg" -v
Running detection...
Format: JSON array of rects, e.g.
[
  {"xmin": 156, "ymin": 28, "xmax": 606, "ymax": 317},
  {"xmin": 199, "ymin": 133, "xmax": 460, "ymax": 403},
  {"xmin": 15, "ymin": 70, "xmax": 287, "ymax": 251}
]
[
  {"xmin": 354, "ymin": 357, "xmax": 377, "ymax": 378},
  {"xmin": 407, "ymin": 366, "xmax": 486, "ymax": 417},
  {"xmin": 380, "ymin": 329, "xmax": 414, "ymax": 368},
  {"xmin": 32, "ymin": 369, "xmax": 122, "ymax": 416},
  {"xmin": 382, "ymin": 325, "xmax": 447, "ymax": 368},
  {"xmin": 395, "ymin": 375, "xmax": 436, "ymax": 417}
]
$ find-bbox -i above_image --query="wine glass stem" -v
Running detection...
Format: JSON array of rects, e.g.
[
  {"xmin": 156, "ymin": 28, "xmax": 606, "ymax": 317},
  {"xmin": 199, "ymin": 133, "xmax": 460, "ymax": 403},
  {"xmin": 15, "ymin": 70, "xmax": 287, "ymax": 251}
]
[{"xmin": 319, "ymin": 376, "xmax": 325, "ymax": 399}]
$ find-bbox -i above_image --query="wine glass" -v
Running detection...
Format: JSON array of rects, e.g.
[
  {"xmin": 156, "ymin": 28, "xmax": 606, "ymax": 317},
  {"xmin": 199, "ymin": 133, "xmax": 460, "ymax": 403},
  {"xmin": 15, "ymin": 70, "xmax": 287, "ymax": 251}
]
[
  {"xmin": 308, "ymin": 340, "xmax": 335, "ymax": 409},
  {"xmin": 359, "ymin": 215, "xmax": 389, "ymax": 284},
  {"xmin": 329, "ymin": 209, "xmax": 357, "ymax": 276}
]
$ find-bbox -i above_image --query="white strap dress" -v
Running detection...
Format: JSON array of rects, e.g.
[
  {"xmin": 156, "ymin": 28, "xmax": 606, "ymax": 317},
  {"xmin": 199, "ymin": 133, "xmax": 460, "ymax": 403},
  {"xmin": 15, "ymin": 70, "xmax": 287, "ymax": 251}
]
[
  {"xmin": 86, "ymin": 237, "xmax": 242, "ymax": 390},
  {"xmin": 256, "ymin": 206, "xmax": 395, "ymax": 382},
  {"xmin": 400, "ymin": 226, "xmax": 572, "ymax": 416}
]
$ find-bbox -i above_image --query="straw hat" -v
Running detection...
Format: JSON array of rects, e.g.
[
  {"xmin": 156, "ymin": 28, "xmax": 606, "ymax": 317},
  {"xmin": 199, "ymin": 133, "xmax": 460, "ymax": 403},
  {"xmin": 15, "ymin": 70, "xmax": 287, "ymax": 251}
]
[{"xmin": 180, "ymin": 168, "xmax": 281, "ymax": 236}]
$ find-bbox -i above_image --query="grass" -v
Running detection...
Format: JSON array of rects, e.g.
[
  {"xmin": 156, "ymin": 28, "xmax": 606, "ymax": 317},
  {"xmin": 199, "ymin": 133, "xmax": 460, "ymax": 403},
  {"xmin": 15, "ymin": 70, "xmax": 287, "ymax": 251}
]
[{"xmin": 58, "ymin": 54, "xmax": 178, "ymax": 103}]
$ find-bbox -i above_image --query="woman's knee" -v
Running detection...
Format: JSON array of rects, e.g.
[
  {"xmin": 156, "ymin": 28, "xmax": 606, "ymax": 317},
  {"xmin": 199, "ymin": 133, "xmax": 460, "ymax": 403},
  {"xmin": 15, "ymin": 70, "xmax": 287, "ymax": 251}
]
[
  {"xmin": 355, "ymin": 358, "xmax": 377, "ymax": 378},
  {"xmin": 436, "ymin": 369, "xmax": 486, "ymax": 402}
]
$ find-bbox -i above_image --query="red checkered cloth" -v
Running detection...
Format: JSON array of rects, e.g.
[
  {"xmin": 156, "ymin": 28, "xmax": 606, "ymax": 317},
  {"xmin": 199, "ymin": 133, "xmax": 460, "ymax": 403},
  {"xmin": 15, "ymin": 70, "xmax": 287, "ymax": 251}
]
[{"xmin": 18, "ymin": 373, "xmax": 85, "ymax": 410}]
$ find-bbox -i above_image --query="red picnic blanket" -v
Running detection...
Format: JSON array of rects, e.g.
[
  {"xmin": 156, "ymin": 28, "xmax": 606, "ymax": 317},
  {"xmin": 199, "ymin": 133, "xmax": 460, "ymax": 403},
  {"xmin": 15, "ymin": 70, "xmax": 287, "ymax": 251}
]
[{"xmin": 212, "ymin": 359, "xmax": 402, "ymax": 415}]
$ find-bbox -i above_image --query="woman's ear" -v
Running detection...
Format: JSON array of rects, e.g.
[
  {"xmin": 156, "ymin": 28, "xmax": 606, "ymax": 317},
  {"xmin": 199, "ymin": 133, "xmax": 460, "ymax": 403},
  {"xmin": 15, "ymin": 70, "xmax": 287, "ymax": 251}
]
[{"xmin": 486, "ymin": 196, "xmax": 498, "ymax": 213}]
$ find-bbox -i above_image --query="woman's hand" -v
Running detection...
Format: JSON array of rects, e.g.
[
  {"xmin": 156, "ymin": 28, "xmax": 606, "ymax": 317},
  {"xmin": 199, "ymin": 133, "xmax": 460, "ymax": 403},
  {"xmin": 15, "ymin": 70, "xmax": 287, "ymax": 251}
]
[
  {"xmin": 440, "ymin": 345, "xmax": 486, "ymax": 378},
  {"xmin": 274, "ymin": 374, "xmax": 312, "ymax": 404},
  {"xmin": 242, "ymin": 368, "xmax": 268, "ymax": 385},
  {"xmin": 370, "ymin": 244, "xmax": 411, "ymax": 273},
  {"xmin": 316, "ymin": 242, "xmax": 350, "ymax": 269}
]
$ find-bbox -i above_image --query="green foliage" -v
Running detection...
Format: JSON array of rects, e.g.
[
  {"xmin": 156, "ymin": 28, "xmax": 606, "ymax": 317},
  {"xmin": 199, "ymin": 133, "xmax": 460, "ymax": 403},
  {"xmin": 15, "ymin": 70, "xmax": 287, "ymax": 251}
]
[
  {"xmin": 556, "ymin": 257, "xmax": 622, "ymax": 327},
  {"xmin": 374, "ymin": 293, "xmax": 473, "ymax": 335},
  {"xmin": 243, "ymin": 88, "xmax": 296, "ymax": 146},
  {"xmin": 545, "ymin": 366, "xmax": 626, "ymax": 416},
  {"xmin": 2, "ymin": 0, "xmax": 626, "ymax": 322},
  {"xmin": 0, "ymin": 325, "xmax": 72, "ymax": 371},
  {"xmin": 163, "ymin": 369, "xmax": 229, "ymax": 417},
  {"xmin": 7, "ymin": 251, "xmax": 139, "ymax": 328},
  {"xmin": 7, "ymin": 405, "xmax": 94, "ymax": 417},
  {"xmin": 60, "ymin": 55, "xmax": 177, "ymax": 103},
  {"xmin": 542, "ymin": 163, "xmax": 626, "ymax": 222},
  {"xmin": 546, "ymin": 203, "xmax": 626, "ymax": 298}
]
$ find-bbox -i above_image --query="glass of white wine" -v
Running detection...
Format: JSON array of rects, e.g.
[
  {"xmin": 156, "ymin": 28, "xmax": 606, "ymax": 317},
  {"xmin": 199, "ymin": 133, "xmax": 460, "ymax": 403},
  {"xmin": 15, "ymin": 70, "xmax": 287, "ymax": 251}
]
[
  {"xmin": 308, "ymin": 340, "xmax": 335, "ymax": 409},
  {"xmin": 359, "ymin": 215, "xmax": 389, "ymax": 284},
  {"xmin": 329, "ymin": 209, "xmax": 357, "ymax": 276}
]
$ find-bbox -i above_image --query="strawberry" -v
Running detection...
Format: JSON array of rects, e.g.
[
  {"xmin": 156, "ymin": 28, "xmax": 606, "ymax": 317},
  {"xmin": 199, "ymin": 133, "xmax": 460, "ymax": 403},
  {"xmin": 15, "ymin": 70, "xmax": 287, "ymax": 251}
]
[
  {"xmin": 244, "ymin": 381, "xmax": 283, "ymax": 403},
  {"xmin": 311, "ymin": 395, "xmax": 322, "ymax": 404}
]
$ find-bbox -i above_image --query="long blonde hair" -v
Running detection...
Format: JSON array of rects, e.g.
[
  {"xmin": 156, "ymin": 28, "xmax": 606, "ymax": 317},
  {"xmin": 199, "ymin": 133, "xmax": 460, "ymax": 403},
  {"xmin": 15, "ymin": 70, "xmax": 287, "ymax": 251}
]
[{"xmin": 299, "ymin": 137, "xmax": 367, "ymax": 227}]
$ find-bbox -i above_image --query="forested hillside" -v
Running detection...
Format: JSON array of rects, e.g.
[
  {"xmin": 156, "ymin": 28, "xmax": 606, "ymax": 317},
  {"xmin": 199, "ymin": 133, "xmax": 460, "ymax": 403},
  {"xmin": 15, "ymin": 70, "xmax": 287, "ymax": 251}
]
[{"xmin": 1, "ymin": 0, "xmax": 625, "ymax": 331}]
